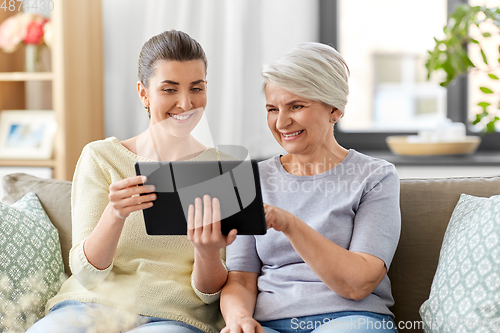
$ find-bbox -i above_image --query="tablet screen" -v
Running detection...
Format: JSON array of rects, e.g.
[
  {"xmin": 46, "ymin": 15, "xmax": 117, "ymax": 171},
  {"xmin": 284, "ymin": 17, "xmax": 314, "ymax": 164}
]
[{"xmin": 135, "ymin": 159, "xmax": 267, "ymax": 236}]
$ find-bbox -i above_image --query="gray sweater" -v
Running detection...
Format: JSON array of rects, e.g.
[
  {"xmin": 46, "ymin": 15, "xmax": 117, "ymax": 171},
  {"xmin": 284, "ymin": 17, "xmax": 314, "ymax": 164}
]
[{"xmin": 227, "ymin": 150, "xmax": 401, "ymax": 321}]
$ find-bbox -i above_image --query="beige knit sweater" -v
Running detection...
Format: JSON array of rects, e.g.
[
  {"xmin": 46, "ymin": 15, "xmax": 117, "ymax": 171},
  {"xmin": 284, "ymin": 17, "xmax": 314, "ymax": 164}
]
[{"xmin": 46, "ymin": 137, "xmax": 229, "ymax": 333}]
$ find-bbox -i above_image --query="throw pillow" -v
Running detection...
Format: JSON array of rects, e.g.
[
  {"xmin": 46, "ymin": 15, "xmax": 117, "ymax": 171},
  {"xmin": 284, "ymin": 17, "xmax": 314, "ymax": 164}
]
[
  {"xmin": 1, "ymin": 173, "xmax": 72, "ymax": 275},
  {"xmin": 0, "ymin": 192, "xmax": 65, "ymax": 332},
  {"xmin": 419, "ymin": 193, "xmax": 500, "ymax": 333}
]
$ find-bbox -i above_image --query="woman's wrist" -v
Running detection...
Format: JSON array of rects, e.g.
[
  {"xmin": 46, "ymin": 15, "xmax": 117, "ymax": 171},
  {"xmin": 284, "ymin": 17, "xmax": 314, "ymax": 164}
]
[
  {"xmin": 194, "ymin": 247, "xmax": 222, "ymax": 263},
  {"xmin": 225, "ymin": 312, "xmax": 254, "ymax": 325},
  {"xmin": 282, "ymin": 215, "xmax": 301, "ymax": 237}
]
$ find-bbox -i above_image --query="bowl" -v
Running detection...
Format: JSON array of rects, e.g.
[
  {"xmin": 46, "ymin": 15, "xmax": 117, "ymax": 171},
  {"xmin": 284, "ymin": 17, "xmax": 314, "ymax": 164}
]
[{"xmin": 386, "ymin": 136, "xmax": 481, "ymax": 156}]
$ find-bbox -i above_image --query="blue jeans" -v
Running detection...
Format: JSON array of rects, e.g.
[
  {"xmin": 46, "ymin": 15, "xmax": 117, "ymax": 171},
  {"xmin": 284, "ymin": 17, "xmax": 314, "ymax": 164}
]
[
  {"xmin": 26, "ymin": 300, "xmax": 205, "ymax": 333},
  {"xmin": 259, "ymin": 311, "xmax": 398, "ymax": 333}
]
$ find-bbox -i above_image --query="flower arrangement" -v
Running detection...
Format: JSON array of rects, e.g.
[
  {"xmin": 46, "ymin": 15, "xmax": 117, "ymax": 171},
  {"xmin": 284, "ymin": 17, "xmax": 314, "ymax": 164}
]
[{"xmin": 0, "ymin": 12, "xmax": 51, "ymax": 53}]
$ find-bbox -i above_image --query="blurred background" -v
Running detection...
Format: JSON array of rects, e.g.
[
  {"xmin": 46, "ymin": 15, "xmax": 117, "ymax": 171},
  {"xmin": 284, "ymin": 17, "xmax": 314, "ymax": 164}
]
[
  {"xmin": 0, "ymin": 0, "xmax": 499, "ymax": 182},
  {"xmin": 103, "ymin": 0, "xmax": 500, "ymax": 154},
  {"xmin": 102, "ymin": 0, "xmax": 318, "ymax": 159}
]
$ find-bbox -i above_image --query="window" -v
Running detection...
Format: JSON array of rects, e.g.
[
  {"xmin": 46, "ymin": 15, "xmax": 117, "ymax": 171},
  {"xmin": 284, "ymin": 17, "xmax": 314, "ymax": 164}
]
[{"xmin": 319, "ymin": 0, "xmax": 500, "ymax": 151}]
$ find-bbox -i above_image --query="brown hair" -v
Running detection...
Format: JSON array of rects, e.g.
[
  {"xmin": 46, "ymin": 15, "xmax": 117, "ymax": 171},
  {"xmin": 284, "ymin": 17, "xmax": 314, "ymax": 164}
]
[{"xmin": 138, "ymin": 30, "xmax": 207, "ymax": 88}]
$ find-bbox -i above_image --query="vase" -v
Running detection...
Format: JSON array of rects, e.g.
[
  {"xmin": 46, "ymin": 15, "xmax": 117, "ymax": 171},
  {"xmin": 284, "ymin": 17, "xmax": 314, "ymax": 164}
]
[{"xmin": 25, "ymin": 44, "xmax": 45, "ymax": 72}]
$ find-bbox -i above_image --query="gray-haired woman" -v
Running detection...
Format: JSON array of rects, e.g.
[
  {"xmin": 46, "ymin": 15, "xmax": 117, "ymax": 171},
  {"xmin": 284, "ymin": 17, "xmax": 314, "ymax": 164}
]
[
  {"xmin": 220, "ymin": 42, "xmax": 401, "ymax": 333},
  {"xmin": 27, "ymin": 30, "xmax": 236, "ymax": 333}
]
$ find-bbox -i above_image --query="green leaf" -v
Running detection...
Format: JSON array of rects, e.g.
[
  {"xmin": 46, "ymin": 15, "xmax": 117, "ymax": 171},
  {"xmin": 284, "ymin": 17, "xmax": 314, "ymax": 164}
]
[
  {"xmin": 485, "ymin": 118, "xmax": 499, "ymax": 133},
  {"xmin": 481, "ymin": 48, "xmax": 489, "ymax": 65},
  {"xmin": 478, "ymin": 102, "xmax": 491, "ymax": 108},
  {"xmin": 489, "ymin": 73, "xmax": 500, "ymax": 80},
  {"xmin": 483, "ymin": 32, "xmax": 492, "ymax": 37},
  {"xmin": 470, "ymin": 38, "xmax": 480, "ymax": 44},
  {"xmin": 480, "ymin": 87, "xmax": 494, "ymax": 93},
  {"xmin": 472, "ymin": 110, "xmax": 489, "ymax": 125}
]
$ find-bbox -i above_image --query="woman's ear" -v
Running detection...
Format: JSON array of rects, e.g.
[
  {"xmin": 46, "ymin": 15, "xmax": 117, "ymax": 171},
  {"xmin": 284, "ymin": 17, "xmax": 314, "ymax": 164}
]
[
  {"xmin": 330, "ymin": 108, "xmax": 341, "ymax": 123},
  {"xmin": 137, "ymin": 81, "xmax": 149, "ymax": 106}
]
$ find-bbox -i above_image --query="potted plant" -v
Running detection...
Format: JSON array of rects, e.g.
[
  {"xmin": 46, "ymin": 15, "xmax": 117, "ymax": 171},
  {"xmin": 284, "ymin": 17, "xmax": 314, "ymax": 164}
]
[{"xmin": 426, "ymin": 4, "xmax": 500, "ymax": 133}]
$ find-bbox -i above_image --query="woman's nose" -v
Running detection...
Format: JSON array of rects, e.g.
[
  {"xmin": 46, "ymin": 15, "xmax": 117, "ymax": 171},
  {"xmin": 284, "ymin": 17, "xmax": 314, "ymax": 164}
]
[
  {"xmin": 276, "ymin": 110, "xmax": 292, "ymax": 129},
  {"xmin": 177, "ymin": 92, "xmax": 193, "ymax": 111}
]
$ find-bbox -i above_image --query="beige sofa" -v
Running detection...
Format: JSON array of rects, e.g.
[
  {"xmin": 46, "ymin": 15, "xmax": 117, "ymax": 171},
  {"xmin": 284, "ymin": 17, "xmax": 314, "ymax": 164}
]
[{"xmin": 3, "ymin": 173, "xmax": 500, "ymax": 332}]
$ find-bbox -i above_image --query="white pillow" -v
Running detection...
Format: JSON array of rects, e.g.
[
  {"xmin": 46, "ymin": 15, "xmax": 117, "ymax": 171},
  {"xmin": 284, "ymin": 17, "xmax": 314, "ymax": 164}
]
[{"xmin": 419, "ymin": 194, "xmax": 500, "ymax": 332}]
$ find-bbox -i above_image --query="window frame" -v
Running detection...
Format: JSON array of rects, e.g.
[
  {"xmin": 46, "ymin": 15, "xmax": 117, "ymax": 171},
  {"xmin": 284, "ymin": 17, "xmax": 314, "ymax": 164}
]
[{"xmin": 319, "ymin": 0, "xmax": 500, "ymax": 151}]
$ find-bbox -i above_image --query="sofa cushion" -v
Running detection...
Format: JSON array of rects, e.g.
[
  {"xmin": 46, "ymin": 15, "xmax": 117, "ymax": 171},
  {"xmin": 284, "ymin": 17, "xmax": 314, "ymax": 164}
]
[
  {"xmin": 419, "ymin": 194, "xmax": 500, "ymax": 332},
  {"xmin": 1, "ymin": 173, "xmax": 72, "ymax": 276},
  {"xmin": 0, "ymin": 192, "xmax": 65, "ymax": 331},
  {"xmin": 390, "ymin": 175, "xmax": 500, "ymax": 332}
]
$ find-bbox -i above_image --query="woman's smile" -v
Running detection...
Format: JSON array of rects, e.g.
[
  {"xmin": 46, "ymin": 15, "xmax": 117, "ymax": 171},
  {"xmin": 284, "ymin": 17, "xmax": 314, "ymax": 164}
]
[
  {"xmin": 281, "ymin": 129, "xmax": 304, "ymax": 141},
  {"xmin": 167, "ymin": 110, "xmax": 197, "ymax": 123}
]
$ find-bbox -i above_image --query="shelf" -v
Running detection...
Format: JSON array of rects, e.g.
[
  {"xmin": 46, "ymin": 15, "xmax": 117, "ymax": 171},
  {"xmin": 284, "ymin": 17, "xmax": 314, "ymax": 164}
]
[
  {"xmin": 0, "ymin": 159, "xmax": 56, "ymax": 167},
  {"xmin": 0, "ymin": 0, "xmax": 104, "ymax": 180},
  {"xmin": 0, "ymin": 72, "xmax": 53, "ymax": 81}
]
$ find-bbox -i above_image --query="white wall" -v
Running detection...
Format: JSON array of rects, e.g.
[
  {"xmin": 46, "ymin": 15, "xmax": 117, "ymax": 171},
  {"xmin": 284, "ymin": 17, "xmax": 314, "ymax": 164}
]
[{"xmin": 102, "ymin": 0, "xmax": 319, "ymax": 160}]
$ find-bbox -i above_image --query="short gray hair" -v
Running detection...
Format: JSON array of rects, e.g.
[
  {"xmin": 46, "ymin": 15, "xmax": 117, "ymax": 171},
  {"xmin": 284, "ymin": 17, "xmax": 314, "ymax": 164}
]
[{"xmin": 262, "ymin": 42, "xmax": 349, "ymax": 116}]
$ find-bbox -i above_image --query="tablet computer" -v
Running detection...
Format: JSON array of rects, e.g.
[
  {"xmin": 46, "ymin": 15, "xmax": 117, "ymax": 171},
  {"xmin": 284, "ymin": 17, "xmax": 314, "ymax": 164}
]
[{"xmin": 135, "ymin": 159, "xmax": 267, "ymax": 236}]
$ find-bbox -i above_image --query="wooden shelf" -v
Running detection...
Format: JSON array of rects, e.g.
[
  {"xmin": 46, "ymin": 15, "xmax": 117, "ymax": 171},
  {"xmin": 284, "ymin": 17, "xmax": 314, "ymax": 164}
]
[
  {"xmin": 0, "ymin": 72, "xmax": 54, "ymax": 81},
  {"xmin": 0, "ymin": 1, "xmax": 104, "ymax": 180},
  {"xmin": 0, "ymin": 159, "xmax": 56, "ymax": 167}
]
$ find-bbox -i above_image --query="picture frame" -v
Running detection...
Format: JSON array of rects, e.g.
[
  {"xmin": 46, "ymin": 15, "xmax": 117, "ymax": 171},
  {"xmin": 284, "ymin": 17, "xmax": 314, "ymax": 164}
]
[{"xmin": 0, "ymin": 110, "xmax": 57, "ymax": 160}]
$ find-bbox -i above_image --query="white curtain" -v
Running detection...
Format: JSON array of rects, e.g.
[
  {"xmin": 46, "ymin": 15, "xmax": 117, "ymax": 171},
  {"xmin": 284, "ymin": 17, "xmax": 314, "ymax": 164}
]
[{"xmin": 102, "ymin": 0, "xmax": 318, "ymax": 159}]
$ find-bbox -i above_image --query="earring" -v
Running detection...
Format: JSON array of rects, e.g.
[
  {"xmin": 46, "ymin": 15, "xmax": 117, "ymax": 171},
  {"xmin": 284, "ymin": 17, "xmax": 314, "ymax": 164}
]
[{"xmin": 145, "ymin": 106, "xmax": 150, "ymax": 117}]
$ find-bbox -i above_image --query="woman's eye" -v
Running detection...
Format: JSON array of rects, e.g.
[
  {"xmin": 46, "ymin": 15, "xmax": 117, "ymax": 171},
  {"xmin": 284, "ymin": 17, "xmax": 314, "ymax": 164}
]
[
  {"xmin": 191, "ymin": 87, "xmax": 203, "ymax": 92},
  {"xmin": 267, "ymin": 108, "xmax": 278, "ymax": 113},
  {"xmin": 292, "ymin": 105, "xmax": 304, "ymax": 110},
  {"xmin": 163, "ymin": 88, "xmax": 176, "ymax": 93}
]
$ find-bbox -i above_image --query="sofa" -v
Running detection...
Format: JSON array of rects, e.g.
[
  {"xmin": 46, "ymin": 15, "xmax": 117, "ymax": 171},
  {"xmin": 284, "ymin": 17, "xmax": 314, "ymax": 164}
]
[{"xmin": 2, "ymin": 172, "xmax": 500, "ymax": 332}]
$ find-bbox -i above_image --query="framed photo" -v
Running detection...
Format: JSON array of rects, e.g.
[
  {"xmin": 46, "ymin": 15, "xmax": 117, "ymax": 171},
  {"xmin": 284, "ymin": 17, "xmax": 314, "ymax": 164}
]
[{"xmin": 0, "ymin": 110, "xmax": 57, "ymax": 160}]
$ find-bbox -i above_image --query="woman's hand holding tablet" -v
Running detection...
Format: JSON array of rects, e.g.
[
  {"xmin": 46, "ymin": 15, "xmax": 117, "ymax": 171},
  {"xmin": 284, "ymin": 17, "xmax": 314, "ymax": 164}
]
[{"xmin": 187, "ymin": 194, "xmax": 238, "ymax": 252}]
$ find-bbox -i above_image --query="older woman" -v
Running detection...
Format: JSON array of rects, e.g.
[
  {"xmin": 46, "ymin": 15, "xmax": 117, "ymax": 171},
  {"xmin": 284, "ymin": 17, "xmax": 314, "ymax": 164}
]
[{"xmin": 220, "ymin": 43, "xmax": 401, "ymax": 333}]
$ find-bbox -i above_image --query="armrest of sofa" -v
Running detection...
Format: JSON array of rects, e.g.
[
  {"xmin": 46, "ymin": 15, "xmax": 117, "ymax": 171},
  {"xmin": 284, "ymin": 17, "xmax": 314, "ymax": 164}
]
[{"xmin": 389, "ymin": 175, "xmax": 500, "ymax": 332}]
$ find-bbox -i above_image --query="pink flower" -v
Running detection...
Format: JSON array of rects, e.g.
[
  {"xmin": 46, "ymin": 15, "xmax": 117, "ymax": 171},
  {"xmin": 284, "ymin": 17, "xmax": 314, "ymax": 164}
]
[
  {"xmin": 24, "ymin": 19, "xmax": 47, "ymax": 45},
  {"xmin": 0, "ymin": 13, "xmax": 28, "ymax": 53},
  {"xmin": 0, "ymin": 13, "xmax": 50, "ymax": 53}
]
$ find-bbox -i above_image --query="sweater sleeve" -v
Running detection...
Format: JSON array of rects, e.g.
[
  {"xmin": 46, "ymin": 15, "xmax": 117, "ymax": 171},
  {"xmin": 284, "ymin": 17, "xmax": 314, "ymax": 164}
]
[
  {"xmin": 191, "ymin": 276, "xmax": 223, "ymax": 304},
  {"xmin": 69, "ymin": 145, "xmax": 114, "ymax": 289},
  {"xmin": 190, "ymin": 250, "xmax": 228, "ymax": 304},
  {"xmin": 348, "ymin": 164, "xmax": 401, "ymax": 270}
]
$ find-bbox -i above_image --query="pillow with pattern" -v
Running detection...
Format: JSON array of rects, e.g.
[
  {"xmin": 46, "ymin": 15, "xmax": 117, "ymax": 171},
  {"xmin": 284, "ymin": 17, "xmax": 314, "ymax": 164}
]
[
  {"xmin": 0, "ymin": 192, "xmax": 65, "ymax": 331},
  {"xmin": 420, "ymin": 194, "xmax": 500, "ymax": 333}
]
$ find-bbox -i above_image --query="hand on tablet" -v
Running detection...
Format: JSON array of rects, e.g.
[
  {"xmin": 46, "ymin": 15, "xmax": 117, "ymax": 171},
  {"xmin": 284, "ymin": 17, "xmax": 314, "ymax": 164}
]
[
  {"xmin": 108, "ymin": 175, "xmax": 156, "ymax": 220},
  {"xmin": 187, "ymin": 195, "xmax": 238, "ymax": 253}
]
